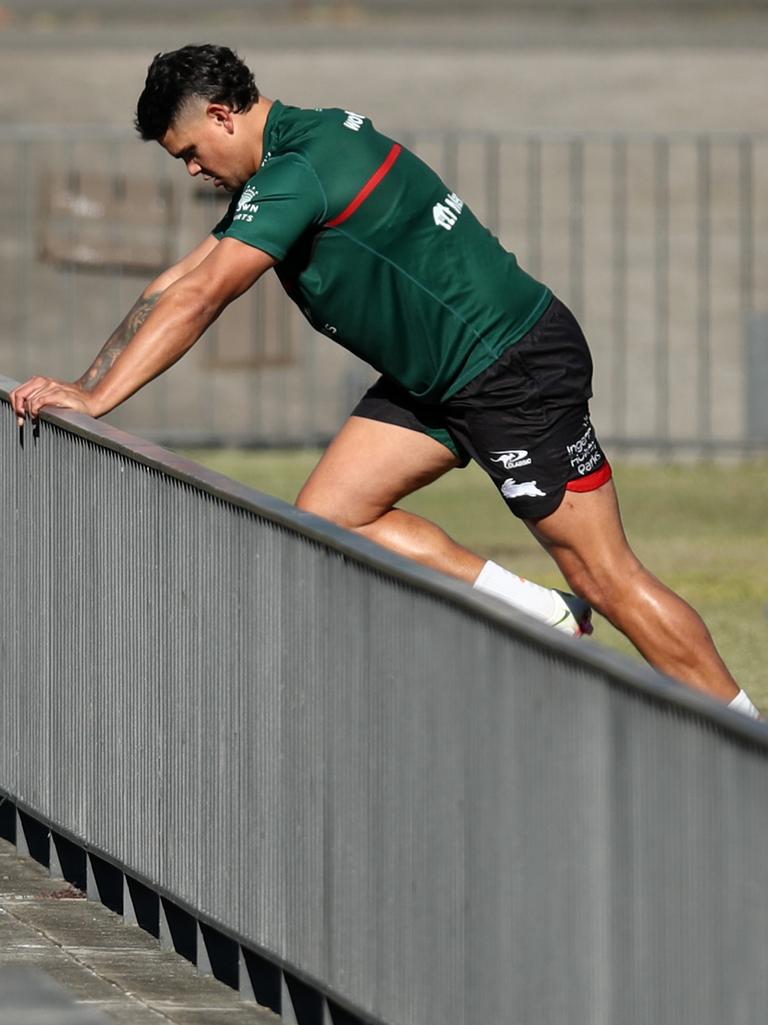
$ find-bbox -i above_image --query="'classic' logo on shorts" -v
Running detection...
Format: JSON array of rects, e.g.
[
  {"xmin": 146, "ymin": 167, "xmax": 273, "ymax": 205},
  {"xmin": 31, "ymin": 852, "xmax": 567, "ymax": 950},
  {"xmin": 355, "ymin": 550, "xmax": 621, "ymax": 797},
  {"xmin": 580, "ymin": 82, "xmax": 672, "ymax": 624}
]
[
  {"xmin": 501, "ymin": 478, "xmax": 547, "ymax": 500},
  {"xmin": 490, "ymin": 449, "xmax": 532, "ymax": 470}
]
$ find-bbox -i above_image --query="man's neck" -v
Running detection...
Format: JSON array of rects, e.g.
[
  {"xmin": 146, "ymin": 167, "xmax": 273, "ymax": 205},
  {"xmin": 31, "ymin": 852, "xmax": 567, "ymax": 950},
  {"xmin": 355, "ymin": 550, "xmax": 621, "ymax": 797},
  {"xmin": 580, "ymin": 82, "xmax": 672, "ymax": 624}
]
[{"xmin": 241, "ymin": 96, "xmax": 274, "ymax": 172}]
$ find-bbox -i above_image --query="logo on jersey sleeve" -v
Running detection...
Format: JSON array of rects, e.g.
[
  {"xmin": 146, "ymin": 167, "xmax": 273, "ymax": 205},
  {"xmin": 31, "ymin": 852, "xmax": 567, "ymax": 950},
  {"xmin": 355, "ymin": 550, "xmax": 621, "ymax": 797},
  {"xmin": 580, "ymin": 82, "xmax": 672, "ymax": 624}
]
[
  {"xmin": 343, "ymin": 111, "xmax": 366, "ymax": 131},
  {"xmin": 433, "ymin": 192, "xmax": 464, "ymax": 231},
  {"xmin": 234, "ymin": 186, "xmax": 260, "ymax": 224}
]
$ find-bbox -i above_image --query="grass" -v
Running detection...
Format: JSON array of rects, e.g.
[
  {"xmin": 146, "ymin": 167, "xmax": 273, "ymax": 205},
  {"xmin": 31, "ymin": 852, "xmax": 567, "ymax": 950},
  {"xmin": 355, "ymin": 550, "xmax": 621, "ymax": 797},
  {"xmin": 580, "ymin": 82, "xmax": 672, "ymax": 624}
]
[{"xmin": 182, "ymin": 447, "xmax": 768, "ymax": 708}]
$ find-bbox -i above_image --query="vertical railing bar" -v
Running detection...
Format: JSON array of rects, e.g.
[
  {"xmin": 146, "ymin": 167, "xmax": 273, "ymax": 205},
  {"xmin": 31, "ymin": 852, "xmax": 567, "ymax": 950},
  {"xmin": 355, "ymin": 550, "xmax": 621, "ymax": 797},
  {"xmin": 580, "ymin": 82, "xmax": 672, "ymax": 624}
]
[
  {"xmin": 23, "ymin": 136, "xmax": 36, "ymax": 377},
  {"xmin": 65, "ymin": 138, "xmax": 79, "ymax": 388},
  {"xmin": 205, "ymin": 314, "xmax": 221, "ymax": 441},
  {"xmin": 654, "ymin": 136, "xmax": 670, "ymax": 454},
  {"xmin": 697, "ymin": 136, "xmax": 712, "ymax": 451},
  {"xmin": 299, "ymin": 314, "xmax": 316, "ymax": 447},
  {"xmin": 289, "ymin": 297, "xmax": 303, "ymax": 444},
  {"xmin": 612, "ymin": 136, "xmax": 628, "ymax": 444},
  {"xmin": 738, "ymin": 136, "xmax": 755, "ymax": 458},
  {"xmin": 250, "ymin": 242, "xmax": 266, "ymax": 428},
  {"xmin": 17, "ymin": 139, "xmax": 33, "ymax": 378},
  {"xmin": 110, "ymin": 138, "xmax": 123, "ymax": 386},
  {"xmin": 245, "ymin": 293, "xmax": 257, "ymax": 443},
  {"xmin": 252, "ymin": 268, "xmax": 264, "ymax": 376},
  {"xmin": 444, "ymin": 131, "xmax": 459, "ymax": 193},
  {"xmin": 152, "ymin": 141, "xmax": 173, "ymax": 438},
  {"xmin": 280, "ymin": 972, "xmax": 298, "ymax": 1025},
  {"xmin": 739, "ymin": 136, "xmax": 754, "ymax": 320},
  {"xmin": 569, "ymin": 136, "xmax": 585, "ymax": 322},
  {"xmin": 527, "ymin": 136, "xmax": 542, "ymax": 279}
]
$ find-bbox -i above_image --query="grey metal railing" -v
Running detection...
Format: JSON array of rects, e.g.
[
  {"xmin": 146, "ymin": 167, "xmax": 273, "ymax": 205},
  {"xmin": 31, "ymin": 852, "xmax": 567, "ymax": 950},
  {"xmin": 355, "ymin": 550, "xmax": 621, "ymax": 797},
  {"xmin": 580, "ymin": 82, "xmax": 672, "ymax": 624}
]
[
  {"xmin": 2, "ymin": 124, "xmax": 767, "ymax": 454},
  {"xmin": 2, "ymin": 375, "xmax": 768, "ymax": 1025}
]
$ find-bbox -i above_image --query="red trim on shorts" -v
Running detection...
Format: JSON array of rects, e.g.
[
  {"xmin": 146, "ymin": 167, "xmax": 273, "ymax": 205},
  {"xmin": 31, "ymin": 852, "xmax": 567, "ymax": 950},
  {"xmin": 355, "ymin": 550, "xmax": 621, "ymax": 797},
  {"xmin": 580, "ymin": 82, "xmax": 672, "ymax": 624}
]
[
  {"xmin": 566, "ymin": 461, "xmax": 613, "ymax": 493},
  {"xmin": 324, "ymin": 143, "xmax": 403, "ymax": 228}
]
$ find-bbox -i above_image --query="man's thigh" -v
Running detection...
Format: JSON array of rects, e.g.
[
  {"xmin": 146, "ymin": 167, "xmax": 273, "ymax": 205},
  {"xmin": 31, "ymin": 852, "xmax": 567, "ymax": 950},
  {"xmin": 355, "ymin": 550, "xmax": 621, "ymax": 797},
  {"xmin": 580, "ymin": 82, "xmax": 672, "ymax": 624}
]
[
  {"xmin": 445, "ymin": 297, "xmax": 612, "ymax": 520},
  {"xmin": 296, "ymin": 415, "xmax": 460, "ymax": 528},
  {"xmin": 522, "ymin": 478, "xmax": 646, "ymax": 608}
]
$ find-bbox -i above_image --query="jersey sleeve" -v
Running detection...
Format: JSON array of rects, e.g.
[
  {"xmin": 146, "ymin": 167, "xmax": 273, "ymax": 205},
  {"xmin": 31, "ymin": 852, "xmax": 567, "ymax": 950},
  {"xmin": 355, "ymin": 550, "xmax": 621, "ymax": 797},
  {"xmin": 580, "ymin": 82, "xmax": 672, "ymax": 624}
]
[
  {"xmin": 211, "ymin": 190, "xmax": 241, "ymax": 240},
  {"xmin": 210, "ymin": 153, "xmax": 327, "ymax": 261}
]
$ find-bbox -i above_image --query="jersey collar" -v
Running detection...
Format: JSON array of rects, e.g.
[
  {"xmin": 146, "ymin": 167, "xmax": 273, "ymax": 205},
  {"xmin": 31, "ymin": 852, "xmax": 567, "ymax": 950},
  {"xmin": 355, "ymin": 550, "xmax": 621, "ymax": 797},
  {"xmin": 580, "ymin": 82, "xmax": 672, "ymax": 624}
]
[{"xmin": 261, "ymin": 99, "xmax": 284, "ymax": 163}]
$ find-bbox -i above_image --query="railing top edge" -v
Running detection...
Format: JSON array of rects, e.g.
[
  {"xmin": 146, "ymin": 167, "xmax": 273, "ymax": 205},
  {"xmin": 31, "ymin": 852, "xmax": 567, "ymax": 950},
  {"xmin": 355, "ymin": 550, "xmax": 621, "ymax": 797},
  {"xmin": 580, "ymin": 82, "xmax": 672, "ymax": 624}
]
[{"xmin": 2, "ymin": 378, "xmax": 767, "ymax": 750}]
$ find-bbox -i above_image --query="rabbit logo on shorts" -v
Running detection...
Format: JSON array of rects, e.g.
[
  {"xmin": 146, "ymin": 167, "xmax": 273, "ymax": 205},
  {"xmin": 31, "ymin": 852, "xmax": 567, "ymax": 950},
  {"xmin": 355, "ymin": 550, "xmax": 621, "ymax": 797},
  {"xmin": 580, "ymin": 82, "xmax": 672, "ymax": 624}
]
[{"xmin": 501, "ymin": 478, "xmax": 547, "ymax": 500}]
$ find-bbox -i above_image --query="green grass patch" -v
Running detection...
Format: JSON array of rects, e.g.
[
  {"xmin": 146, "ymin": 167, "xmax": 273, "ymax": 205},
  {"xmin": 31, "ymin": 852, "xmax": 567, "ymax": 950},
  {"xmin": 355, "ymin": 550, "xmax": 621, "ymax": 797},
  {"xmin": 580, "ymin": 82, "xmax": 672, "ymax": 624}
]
[{"xmin": 182, "ymin": 448, "xmax": 768, "ymax": 707}]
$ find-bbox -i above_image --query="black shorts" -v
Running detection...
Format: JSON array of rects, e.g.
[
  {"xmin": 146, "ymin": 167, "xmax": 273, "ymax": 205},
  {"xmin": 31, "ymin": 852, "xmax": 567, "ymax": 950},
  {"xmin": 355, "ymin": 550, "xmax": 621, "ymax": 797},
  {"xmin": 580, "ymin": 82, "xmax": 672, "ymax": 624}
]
[{"xmin": 352, "ymin": 296, "xmax": 611, "ymax": 520}]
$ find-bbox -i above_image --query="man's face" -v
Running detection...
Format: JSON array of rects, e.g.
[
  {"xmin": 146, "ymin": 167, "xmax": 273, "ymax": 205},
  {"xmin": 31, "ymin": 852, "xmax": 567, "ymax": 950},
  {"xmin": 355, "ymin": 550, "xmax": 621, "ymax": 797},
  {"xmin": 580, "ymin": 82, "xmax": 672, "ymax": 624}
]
[{"xmin": 161, "ymin": 101, "xmax": 250, "ymax": 193}]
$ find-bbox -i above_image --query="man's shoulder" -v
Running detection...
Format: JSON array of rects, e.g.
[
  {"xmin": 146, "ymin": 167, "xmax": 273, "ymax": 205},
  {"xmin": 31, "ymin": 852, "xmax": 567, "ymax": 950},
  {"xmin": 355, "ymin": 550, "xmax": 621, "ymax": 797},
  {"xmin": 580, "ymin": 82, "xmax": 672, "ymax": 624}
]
[
  {"xmin": 273, "ymin": 102, "xmax": 370, "ymax": 131},
  {"xmin": 268, "ymin": 102, "xmax": 384, "ymax": 158}
]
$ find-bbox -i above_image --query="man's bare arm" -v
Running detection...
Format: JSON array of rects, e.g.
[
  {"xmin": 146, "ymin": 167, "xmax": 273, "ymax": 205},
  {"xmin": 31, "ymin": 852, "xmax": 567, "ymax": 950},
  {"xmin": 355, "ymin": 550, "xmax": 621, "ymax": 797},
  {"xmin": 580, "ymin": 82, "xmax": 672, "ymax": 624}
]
[
  {"xmin": 10, "ymin": 234, "xmax": 221, "ymax": 425},
  {"xmin": 75, "ymin": 234, "xmax": 220, "ymax": 391},
  {"xmin": 11, "ymin": 238, "xmax": 276, "ymax": 422},
  {"xmin": 76, "ymin": 291, "xmax": 163, "ymax": 391}
]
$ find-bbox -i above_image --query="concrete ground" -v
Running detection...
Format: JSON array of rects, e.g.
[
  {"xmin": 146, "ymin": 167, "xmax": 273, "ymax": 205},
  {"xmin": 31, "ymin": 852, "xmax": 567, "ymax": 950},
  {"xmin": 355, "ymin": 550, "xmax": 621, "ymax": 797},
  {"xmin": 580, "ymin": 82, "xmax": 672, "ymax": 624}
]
[{"xmin": 0, "ymin": 838, "xmax": 276, "ymax": 1025}]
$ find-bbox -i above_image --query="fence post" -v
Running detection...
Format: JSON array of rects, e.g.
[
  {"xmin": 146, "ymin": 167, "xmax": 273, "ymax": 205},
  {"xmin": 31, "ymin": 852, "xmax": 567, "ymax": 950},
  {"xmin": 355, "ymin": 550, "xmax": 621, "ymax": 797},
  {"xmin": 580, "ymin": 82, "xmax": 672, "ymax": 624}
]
[{"xmin": 745, "ymin": 313, "xmax": 768, "ymax": 443}]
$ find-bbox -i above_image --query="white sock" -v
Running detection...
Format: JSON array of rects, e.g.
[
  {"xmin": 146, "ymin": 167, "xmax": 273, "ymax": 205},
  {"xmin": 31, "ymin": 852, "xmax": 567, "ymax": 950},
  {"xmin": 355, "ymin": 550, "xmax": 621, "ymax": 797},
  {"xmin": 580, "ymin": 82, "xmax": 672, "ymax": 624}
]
[
  {"xmin": 728, "ymin": 689, "xmax": 761, "ymax": 720},
  {"xmin": 473, "ymin": 560, "xmax": 559, "ymax": 624}
]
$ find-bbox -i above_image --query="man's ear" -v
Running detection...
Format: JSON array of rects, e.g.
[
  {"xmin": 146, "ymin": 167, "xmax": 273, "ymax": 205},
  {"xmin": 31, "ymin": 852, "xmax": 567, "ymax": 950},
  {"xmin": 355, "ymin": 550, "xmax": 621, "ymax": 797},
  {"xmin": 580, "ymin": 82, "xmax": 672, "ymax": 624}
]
[{"xmin": 206, "ymin": 103, "xmax": 235, "ymax": 134}]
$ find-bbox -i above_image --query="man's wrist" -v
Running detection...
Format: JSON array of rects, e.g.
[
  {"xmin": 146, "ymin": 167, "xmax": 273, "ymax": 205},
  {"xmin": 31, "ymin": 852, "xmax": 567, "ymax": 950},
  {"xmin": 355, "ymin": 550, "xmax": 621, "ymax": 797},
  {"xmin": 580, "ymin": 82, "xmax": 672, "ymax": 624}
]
[{"xmin": 84, "ymin": 383, "xmax": 111, "ymax": 418}]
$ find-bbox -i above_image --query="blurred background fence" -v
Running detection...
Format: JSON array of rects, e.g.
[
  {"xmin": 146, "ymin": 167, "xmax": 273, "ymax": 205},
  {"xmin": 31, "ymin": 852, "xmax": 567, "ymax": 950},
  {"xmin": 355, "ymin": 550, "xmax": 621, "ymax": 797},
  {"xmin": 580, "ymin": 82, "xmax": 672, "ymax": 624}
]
[
  {"xmin": 5, "ymin": 0, "xmax": 768, "ymax": 14},
  {"xmin": 2, "ymin": 123, "xmax": 767, "ymax": 454}
]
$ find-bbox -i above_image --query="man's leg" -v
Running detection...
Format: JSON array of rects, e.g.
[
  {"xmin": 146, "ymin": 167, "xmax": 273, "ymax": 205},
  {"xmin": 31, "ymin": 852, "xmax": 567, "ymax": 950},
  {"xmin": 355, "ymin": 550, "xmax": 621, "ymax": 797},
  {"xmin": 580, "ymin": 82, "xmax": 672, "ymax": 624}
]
[
  {"xmin": 296, "ymin": 415, "xmax": 475, "ymax": 569},
  {"xmin": 296, "ymin": 416, "xmax": 590, "ymax": 633},
  {"xmin": 524, "ymin": 478, "xmax": 743, "ymax": 702}
]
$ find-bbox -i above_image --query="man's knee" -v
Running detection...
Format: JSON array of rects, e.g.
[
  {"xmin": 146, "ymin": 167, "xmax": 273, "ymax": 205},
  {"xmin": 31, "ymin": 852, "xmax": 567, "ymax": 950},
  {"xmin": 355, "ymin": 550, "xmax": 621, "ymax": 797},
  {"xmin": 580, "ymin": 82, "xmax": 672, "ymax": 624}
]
[
  {"xmin": 295, "ymin": 487, "xmax": 378, "ymax": 531},
  {"xmin": 296, "ymin": 489, "xmax": 343, "ymax": 525},
  {"xmin": 560, "ymin": 557, "xmax": 645, "ymax": 619}
]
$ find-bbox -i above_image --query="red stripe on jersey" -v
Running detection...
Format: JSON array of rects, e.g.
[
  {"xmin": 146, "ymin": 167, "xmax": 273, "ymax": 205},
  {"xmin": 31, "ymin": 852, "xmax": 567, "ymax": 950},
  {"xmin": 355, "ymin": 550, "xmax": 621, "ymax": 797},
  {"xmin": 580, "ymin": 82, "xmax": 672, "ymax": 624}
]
[
  {"xmin": 324, "ymin": 143, "xmax": 403, "ymax": 229},
  {"xmin": 566, "ymin": 461, "xmax": 613, "ymax": 493}
]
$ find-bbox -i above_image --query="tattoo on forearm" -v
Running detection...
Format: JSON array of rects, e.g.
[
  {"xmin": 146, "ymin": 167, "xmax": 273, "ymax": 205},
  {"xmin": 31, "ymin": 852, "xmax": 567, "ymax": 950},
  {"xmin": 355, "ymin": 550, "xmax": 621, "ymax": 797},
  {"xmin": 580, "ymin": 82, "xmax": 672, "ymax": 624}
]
[{"xmin": 77, "ymin": 291, "xmax": 162, "ymax": 391}]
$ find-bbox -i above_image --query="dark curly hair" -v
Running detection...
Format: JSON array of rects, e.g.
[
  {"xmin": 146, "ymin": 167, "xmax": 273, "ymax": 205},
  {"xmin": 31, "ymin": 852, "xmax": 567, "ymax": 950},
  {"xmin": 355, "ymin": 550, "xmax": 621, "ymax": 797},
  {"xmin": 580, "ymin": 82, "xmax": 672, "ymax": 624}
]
[{"xmin": 135, "ymin": 44, "xmax": 259, "ymax": 141}]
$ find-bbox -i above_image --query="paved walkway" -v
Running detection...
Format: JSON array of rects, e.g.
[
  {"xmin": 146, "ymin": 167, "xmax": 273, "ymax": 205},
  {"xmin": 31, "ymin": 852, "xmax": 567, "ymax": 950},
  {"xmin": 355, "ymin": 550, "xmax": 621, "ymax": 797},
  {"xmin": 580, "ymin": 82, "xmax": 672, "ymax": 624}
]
[{"xmin": 0, "ymin": 838, "xmax": 277, "ymax": 1025}]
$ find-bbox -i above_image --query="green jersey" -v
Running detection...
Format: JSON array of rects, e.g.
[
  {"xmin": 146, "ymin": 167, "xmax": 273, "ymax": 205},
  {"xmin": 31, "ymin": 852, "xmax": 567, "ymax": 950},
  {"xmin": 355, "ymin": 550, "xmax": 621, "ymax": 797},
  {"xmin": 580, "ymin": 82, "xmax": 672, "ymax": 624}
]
[{"xmin": 213, "ymin": 101, "xmax": 551, "ymax": 402}]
